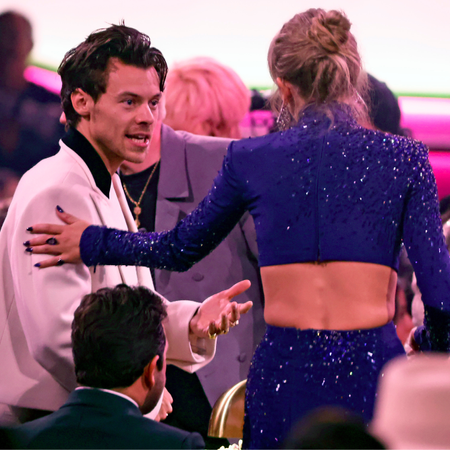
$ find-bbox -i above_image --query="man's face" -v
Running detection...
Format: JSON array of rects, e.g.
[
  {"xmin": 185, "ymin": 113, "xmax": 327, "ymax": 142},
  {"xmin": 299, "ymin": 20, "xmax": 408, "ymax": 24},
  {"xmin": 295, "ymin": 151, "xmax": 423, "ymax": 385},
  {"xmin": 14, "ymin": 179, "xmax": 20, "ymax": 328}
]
[{"xmin": 80, "ymin": 59, "xmax": 162, "ymax": 174}]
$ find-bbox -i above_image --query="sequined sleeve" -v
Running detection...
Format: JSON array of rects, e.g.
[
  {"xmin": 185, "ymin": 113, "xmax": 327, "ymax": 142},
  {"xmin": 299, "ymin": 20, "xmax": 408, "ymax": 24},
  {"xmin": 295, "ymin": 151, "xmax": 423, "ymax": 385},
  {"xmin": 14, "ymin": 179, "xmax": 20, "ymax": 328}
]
[
  {"xmin": 80, "ymin": 143, "xmax": 248, "ymax": 271},
  {"xmin": 402, "ymin": 145, "xmax": 450, "ymax": 351}
]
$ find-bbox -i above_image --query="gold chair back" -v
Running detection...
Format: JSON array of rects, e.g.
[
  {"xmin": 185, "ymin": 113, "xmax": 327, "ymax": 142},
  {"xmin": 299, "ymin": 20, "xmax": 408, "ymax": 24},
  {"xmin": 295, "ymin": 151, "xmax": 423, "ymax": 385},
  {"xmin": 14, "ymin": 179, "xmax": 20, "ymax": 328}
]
[{"xmin": 208, "ymin": 379, "xmax": 246, "ymax": 439}]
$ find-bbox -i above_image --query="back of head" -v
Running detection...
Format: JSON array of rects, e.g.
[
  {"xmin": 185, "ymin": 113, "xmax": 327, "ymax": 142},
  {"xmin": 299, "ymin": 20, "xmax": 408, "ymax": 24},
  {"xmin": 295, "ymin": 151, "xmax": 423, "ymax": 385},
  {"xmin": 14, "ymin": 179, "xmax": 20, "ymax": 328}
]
[
  {"xmin": 72, "ymin": 284, "xmax": 167, "ymax": 389},
  {"xmin": 0, "ymin": 11, "xmax": 33, "ymax": 81},
  {"xmin": 371, "ymin": 354, "xmax": 450, "ymax": 449},
  {"xmin": 163, "ymin": 57, "xmax": 250, "ymax": 138},
  {"xmin": 367, "ymin": 74, "xmax": 402, "ymax": 135},
  {"xmin": 58, "ymin": 24, "xmax": 168, "ymax": 128},
  {"xmin": 282, "ymin": 406, "xmax": 384, "ymax": 449},
  {"xmin": 268, "ymin": 8, "xmax": 367, "ymax": 124},
  {"xmin": 0, "ymin": 11, "xmax": 32, "ymax": 54}
]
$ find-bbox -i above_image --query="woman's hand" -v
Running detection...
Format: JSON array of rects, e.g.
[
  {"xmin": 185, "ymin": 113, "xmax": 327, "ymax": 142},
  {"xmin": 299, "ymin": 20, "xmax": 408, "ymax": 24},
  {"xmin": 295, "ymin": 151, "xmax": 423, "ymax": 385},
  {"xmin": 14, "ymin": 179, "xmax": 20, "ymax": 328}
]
[{"xmin": 23, "ymin": 206, "xmax": 91, "ymax": 268}]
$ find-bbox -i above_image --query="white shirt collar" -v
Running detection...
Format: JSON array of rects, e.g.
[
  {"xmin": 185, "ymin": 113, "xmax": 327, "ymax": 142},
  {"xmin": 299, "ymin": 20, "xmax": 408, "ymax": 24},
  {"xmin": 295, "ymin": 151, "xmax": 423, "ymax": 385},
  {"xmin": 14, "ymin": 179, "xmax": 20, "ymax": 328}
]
[{"xmin": 75, "ymin": 386, "xmax": 140, "ymax": 409}]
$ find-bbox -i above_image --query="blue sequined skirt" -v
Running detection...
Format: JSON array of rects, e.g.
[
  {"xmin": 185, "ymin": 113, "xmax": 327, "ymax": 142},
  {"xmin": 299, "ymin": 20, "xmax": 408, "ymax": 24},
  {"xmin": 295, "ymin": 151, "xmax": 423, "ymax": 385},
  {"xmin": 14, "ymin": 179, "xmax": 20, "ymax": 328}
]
[{"xmin": 243, "ymin": 322, "xmax": 405, "ymax": 449}]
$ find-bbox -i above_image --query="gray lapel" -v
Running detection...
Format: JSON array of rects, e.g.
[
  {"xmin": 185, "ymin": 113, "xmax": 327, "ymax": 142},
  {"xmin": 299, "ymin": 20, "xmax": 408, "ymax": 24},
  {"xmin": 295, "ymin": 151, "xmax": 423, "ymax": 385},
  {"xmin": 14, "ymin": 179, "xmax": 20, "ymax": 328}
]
[{"xmin": 155, "ymin": 125, "xmax": 190, "ymax": 232}]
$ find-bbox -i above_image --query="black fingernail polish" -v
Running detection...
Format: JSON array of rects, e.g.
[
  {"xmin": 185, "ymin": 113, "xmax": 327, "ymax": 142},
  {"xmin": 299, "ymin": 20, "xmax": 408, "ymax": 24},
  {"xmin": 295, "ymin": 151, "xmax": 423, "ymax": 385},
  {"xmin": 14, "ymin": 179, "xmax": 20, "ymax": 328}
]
[
  {"xmin": 25, "ymin": 247, "xmax": 33, "ymax": 253},
  {"xmin": 34, "ymin": 262, "xmax": 41, "ymax": 267},
  {"xmin": 23, "ymin": 241, "xmax": 30, "ymax": 246},
  {"xmin": 26, "ymin": 227, "xmax": 33, "ymax": 232},
  {"xmin": 56, "ymin": 205, "xmax": 64, "ymax": 213}
]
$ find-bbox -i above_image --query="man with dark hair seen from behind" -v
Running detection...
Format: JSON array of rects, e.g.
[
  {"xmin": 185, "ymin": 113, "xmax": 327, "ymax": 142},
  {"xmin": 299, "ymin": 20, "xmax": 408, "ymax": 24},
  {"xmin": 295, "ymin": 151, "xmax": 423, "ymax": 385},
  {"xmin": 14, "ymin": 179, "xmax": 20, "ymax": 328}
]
[{"xmin": 14, "ymin": 284, "xmax": 205, "ymax": 449}]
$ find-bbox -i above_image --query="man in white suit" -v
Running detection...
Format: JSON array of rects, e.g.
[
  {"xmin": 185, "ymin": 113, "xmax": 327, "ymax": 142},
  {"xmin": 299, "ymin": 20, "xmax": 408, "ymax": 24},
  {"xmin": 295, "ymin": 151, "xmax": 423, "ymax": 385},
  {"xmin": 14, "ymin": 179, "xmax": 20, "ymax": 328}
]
[{"xmin": 0, "ymin": 24, "xmax": 251, "ymax": 424}]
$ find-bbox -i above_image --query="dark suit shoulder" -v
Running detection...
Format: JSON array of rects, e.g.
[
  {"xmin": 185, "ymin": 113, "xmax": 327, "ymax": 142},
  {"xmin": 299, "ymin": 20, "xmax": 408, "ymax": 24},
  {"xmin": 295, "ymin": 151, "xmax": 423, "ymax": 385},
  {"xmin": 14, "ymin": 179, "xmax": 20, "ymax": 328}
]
[
  {"xmin": 16, "ymin": 400, "xmax": 205, "ymax": 449},
  {"xmin": 125, "ymin": 415, "xmax": 205, "ymax": 449},
  {"xmin": 18, "ymin": 417, "xmax": 205, "ymax": 449}
]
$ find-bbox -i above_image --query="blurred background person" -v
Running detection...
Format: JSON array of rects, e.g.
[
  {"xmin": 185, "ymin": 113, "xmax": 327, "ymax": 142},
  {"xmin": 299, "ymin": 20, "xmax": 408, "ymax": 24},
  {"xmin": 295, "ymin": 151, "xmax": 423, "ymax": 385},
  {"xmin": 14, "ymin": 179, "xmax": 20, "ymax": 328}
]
[
  {"xmin": 282, "ymin": 406, "xmax": 385, "ymax": 449},
  {"xmin": 0, "ymin": 168, "xmax": 19, "ymax": 229},
  {"xmin": 0, "ymin": 11, "xmax": 64, "ymax": 178},
  {"xmin": 366, "ymin": 74, "xmax": 405, "ymax": 136},
  {"xmin": 365, "ymin": 72, "xmax": 416, "ymax": 343},
  {"xmin": 240, "ymin": 89, "xmax": 275, "ymax": 138},
  {"xmin": 119, "ymin": 59, "xmax": 263, "ymax": 447},
  {"xmin": 410, "ymin": 195, "xmax": 450, "ymax": 329},
  {"xmin": 163, "ymin": 57, "xmax": 249, "ymax": 138},
  {"xmin": 371, "ymin": 354, "xmax": 450, "ymax": 449},
  {"xmin": 393, "ymin": 281, "xmax": 414, "ymax": 345}
]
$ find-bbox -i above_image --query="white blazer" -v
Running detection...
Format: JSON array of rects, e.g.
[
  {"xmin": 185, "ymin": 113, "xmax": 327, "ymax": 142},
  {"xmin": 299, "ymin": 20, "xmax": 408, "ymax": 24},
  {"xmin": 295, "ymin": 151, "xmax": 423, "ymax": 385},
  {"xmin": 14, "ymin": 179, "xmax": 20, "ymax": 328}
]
[{"xmin": 0, "ymin": 142, "xmax": 214, "ymax": 411}]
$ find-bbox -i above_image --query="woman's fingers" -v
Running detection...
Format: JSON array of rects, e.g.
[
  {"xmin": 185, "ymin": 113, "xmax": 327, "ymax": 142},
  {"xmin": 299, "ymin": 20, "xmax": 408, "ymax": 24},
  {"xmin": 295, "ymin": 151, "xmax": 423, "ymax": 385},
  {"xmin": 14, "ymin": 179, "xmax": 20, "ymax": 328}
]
[
  {"xmin": 24, "ymin": 234, "xmax": 59, "ymax": 248},
  {"xmin": 26, "ymin": 223, "xmax": 64, "ymax": 237},
  {"xmin": 55, "ymin": 209, "xmax": 82, "ymax": 225},
  {"xmin": 25, "ymin": 244, "xmax": 62, "ymax": 255},
  {"xmin": 33, "ymin": 256, "xmax": 66, "ymax": 269},
  {"xmin": 25, "ymin": 207, "xmax": 83, "ymax": 238}
]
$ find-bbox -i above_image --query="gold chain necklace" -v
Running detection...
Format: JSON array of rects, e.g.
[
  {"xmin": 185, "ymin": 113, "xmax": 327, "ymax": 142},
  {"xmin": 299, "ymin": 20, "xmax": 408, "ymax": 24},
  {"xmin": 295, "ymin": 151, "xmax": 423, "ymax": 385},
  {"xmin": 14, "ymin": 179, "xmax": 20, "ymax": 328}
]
[{"xmin": 122, "ymin": 160, "xmax": 160, "ymax": 228}]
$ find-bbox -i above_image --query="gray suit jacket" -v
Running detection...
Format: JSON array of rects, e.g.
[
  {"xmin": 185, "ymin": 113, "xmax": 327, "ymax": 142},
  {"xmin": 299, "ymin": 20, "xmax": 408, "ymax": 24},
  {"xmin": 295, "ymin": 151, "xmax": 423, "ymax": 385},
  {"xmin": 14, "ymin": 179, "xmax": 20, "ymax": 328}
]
[{"xmin": 154, "ymin": 125, "xmax": 265, "ymax": 406}]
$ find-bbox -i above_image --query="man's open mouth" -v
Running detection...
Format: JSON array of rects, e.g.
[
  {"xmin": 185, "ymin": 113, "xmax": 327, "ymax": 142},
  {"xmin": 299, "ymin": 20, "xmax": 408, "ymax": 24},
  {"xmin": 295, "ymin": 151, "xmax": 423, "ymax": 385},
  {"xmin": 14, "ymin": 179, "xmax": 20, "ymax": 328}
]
[{"xmin": 126, "ymin": 134, "xmax": 150, "ymax": 144}]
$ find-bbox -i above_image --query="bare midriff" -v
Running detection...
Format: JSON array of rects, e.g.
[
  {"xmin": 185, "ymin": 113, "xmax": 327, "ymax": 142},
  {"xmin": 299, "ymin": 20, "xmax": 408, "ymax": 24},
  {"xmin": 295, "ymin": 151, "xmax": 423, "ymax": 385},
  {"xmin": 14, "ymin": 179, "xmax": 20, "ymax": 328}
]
[{"xmin": 261, "ymin": 261, "xmax": 397, "ymax": 331}]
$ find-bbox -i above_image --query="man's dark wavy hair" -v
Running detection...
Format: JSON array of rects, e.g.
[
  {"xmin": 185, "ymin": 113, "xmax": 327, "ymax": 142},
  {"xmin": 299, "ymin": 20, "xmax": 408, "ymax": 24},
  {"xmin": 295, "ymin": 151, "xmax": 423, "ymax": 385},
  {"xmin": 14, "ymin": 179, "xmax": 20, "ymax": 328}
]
[
  {"xmin": 72, "ymin": 284, "xmax": 167, "ymax": 389},
  {"xmin": 58, "ymin": 24, "xmax": 168, "ymax": 128}
]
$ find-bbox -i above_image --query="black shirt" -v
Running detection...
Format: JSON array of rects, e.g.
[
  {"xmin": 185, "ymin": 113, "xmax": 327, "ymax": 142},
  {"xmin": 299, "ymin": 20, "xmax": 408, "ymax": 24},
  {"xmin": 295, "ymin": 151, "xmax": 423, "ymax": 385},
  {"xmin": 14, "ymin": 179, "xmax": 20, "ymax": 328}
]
[{"xmin": 62, "ymin": 127, "xmax": 111, "ymax": 197}]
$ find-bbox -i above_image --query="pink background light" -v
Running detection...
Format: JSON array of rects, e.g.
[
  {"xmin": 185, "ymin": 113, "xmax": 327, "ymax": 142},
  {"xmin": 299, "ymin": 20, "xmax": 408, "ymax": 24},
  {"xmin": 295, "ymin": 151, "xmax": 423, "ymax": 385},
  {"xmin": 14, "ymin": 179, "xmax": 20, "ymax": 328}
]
[{"xmin": 24, "ymin": 66, "xmax": 61, "ymax": 94}]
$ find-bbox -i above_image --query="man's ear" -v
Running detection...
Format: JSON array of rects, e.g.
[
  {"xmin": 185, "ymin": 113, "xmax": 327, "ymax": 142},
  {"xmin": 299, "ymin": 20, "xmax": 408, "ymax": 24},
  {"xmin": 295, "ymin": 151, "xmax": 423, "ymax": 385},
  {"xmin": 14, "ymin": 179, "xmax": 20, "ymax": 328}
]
[
  {"xmin": 142, "ymin": 355, "xmax": 159, "ymax": 390},
  {"xmin": 71, "ymin": 88, "xmax": 94, "ymax": 119}
]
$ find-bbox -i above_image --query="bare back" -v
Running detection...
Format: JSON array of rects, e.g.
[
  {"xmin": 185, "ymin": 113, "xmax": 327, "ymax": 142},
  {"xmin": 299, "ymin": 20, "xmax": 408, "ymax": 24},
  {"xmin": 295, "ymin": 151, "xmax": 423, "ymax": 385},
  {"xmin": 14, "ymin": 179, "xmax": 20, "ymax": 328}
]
[{"xmin": 261, "ymin": 262, "xmax": 397, "ymax": 330}]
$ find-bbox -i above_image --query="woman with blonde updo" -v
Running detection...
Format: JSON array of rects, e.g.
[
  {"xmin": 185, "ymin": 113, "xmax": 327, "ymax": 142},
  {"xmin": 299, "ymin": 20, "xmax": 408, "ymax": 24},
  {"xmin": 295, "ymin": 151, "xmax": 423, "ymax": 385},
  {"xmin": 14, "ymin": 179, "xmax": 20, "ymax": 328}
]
[
  {"xmin": 27, "ymin": 9, "xmax": 450, "ymax": 449},
  {"xmin": 268, "ymin": 8, "xmax": 368, "ymax": 126}
]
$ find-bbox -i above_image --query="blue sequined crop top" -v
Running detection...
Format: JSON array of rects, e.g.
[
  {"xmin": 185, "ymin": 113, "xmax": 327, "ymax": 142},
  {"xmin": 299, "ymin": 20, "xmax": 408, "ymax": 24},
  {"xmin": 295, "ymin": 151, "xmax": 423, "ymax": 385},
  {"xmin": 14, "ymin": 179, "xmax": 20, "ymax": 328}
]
[{"xmin": 81, "ymin": 104, "xmax": 450, "ymax": 349}]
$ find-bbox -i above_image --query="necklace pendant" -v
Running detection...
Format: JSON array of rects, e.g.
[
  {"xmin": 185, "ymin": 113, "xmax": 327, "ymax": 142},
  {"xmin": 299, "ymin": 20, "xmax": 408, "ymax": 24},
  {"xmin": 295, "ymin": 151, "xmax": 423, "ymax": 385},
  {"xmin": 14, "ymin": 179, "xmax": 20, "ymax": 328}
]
[
  {"xmin": 135, "ymin": 217, "xmax": 140, "ymax": 228},
  {"xmin": 134, "ymin": 205, "xmax": 142, "ymax": 216}
]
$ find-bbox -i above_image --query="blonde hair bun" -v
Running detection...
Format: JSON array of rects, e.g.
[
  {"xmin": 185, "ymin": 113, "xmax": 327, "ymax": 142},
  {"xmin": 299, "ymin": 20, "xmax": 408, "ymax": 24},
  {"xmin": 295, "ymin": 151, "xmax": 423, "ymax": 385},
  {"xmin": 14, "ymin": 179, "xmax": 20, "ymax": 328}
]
[
  {"xmin": 308, "ymin": 10, "xmax": 351, "ymax": 55},
  {"xmin": 268, "ymin": 8, "xmax": 368, "ymax": 125}
]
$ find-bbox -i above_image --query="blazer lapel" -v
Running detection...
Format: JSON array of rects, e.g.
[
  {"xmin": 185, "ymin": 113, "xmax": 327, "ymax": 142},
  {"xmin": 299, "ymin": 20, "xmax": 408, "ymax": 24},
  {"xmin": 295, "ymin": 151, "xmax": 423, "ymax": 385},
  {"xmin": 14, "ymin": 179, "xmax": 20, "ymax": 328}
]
[{"xmin": 155, "ymin": 125, "xmax": 190, "ymax": 232}]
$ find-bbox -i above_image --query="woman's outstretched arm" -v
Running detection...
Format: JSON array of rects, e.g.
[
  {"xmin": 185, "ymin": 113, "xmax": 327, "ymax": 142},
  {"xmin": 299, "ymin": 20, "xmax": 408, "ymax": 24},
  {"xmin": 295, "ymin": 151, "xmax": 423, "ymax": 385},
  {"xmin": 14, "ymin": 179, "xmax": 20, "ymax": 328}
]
[{"xmin": 25, "ymin": 145, "xmax": 248, "ymax": 270}]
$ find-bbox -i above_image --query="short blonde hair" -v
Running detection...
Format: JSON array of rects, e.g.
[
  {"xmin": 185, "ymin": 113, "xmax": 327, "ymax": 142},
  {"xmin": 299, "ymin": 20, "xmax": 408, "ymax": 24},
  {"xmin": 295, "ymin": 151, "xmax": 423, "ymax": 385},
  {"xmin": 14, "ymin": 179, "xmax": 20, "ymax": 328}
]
[
  {"xmin": 164, "ymin": 57, "xmax": 250, "ymax": 138},
  {"xmin": 268, "ymin": 9, "xmax": 368, "ymax": 124}
]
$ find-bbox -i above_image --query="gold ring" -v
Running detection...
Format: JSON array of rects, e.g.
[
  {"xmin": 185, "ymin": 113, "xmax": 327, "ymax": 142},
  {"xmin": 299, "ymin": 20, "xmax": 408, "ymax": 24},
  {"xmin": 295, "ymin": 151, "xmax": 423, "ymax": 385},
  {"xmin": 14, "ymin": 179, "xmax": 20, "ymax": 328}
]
[{"xmin": 208, "ymin": 330, "xmax": 217, "ymax": 339}]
